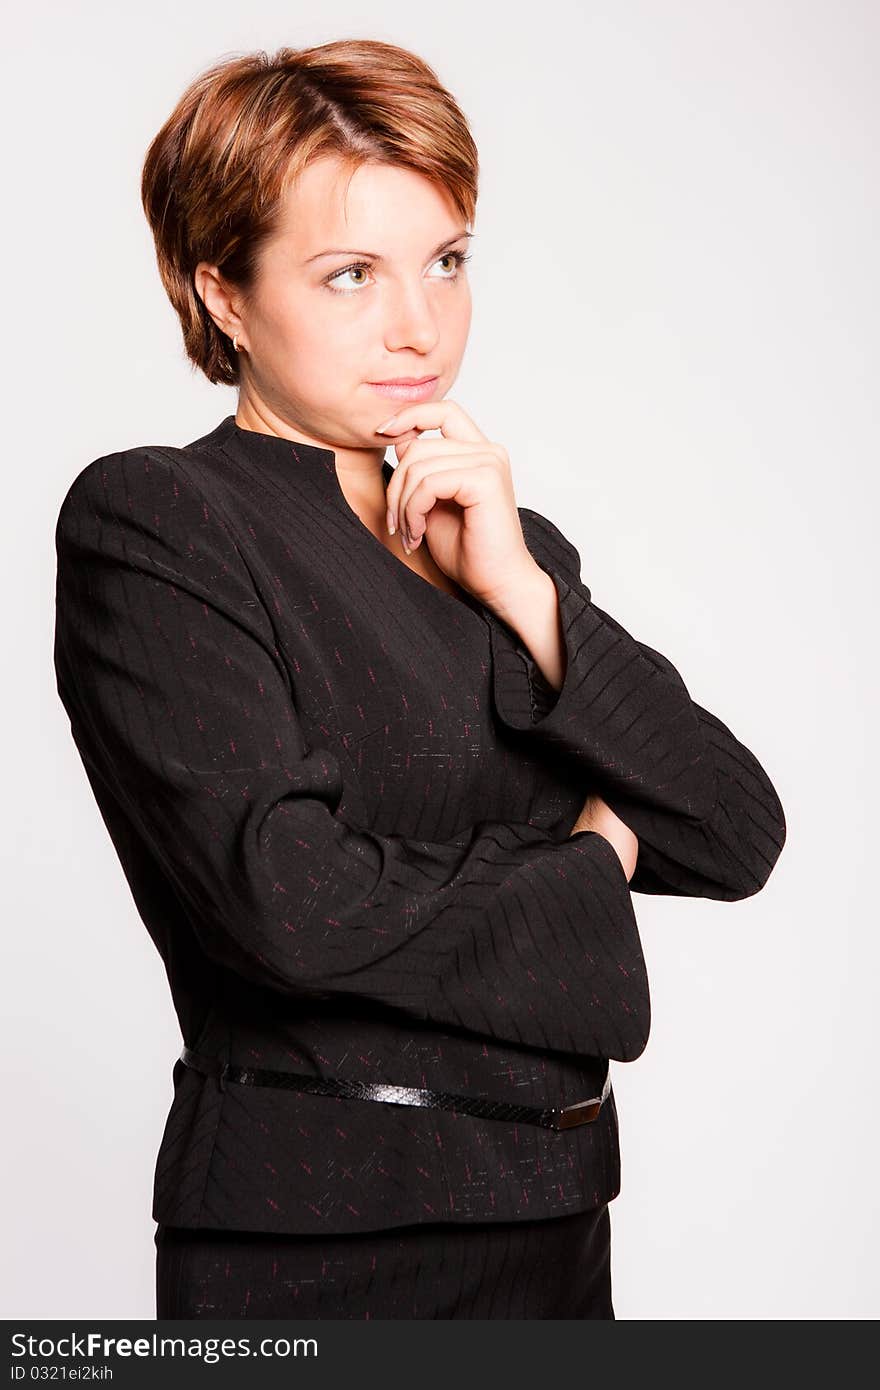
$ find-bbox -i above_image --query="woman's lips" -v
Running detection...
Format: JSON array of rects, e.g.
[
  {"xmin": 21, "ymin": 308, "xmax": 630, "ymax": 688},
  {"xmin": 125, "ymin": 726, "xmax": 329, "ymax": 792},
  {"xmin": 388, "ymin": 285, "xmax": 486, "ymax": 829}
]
[{"xmin": 367, "ymin": 376, "xmax": 438, "ymax": 401}]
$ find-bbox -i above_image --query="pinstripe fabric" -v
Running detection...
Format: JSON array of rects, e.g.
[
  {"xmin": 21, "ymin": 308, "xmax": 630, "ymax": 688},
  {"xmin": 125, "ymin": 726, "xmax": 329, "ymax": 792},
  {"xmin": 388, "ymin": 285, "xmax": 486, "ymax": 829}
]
[
  {"xmin": 154, "ymin": 1203, "xmax": 613, "ymax": 1319},
  {"xmin": 53, "ymin": 414, "xmax": 786, "ymax": 1237}
]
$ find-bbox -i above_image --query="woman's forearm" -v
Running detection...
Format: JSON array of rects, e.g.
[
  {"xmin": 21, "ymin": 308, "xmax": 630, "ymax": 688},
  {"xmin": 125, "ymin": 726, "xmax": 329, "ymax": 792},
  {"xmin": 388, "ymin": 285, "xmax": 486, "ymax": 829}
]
[{"xmin": 485, "ymin": 563, "xmax": 640, "ymax": 881}]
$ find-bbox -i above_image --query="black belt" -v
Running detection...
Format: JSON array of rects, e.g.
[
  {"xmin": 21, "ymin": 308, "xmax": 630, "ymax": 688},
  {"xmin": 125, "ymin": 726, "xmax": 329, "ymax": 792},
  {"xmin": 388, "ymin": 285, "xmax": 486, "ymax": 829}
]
[{"xmin": 179, "ymin": 1046, "xmax": 611, "ymax": 1132}]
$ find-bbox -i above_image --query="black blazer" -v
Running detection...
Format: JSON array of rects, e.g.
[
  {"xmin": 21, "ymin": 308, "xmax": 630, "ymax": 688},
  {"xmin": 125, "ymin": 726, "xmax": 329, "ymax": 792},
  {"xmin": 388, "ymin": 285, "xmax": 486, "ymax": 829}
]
[{"xmin": 53, "ymin": 414, "xmax": 786, "ymax": 1236}]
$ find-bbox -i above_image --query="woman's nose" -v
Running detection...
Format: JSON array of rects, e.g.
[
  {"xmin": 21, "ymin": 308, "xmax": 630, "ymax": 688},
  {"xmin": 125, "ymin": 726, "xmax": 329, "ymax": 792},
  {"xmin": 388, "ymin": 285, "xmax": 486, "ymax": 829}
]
[{"xmin": 382, "ymin": 283, "xmax": 440, "ymax": 354}]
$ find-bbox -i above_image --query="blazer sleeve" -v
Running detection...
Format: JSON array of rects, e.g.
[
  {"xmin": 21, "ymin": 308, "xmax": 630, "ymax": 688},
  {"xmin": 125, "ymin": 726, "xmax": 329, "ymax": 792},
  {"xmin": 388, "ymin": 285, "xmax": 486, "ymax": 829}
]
[
  {"xmin": 53, "ymin": 449, "xmax": 651, "ymax": 1063},
  {"xmin": 484, "ymin": 507, "xmax": 787, "ymax": 902}
]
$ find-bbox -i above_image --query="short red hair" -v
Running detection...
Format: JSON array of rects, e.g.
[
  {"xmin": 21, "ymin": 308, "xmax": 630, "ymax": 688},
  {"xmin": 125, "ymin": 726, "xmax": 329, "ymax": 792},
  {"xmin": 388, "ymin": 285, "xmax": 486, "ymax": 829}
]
[{"xmin": 140, "ymin": 40, "xmax": 480, "ymax": 386}]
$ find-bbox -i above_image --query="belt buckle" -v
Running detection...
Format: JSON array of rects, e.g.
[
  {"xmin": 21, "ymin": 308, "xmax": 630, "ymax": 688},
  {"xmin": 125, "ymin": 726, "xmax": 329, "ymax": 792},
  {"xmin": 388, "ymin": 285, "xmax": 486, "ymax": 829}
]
[
  {"xmin": 553, "ymin": 1064, "xmax": 611, "ymax": 1129},
  {"xmin": 554, "ymin": 1097, "xmax": 603, "ymax": 1129}
]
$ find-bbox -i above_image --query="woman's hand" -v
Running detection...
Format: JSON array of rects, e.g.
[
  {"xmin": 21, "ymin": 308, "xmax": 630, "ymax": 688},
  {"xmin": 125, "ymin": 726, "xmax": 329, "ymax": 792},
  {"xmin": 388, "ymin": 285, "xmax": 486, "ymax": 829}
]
[
  {"xmin": 375, "ymin": 399, "xmax": 543, "ymax": 607},
  {"xmin": 570, "ymin": 793, "xmax": 639, "ymax": 884}
]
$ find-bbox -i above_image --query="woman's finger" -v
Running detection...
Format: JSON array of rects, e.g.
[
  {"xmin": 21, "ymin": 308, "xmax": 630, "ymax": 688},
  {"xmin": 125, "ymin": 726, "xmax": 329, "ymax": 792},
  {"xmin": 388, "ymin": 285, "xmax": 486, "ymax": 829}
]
[
  {"xmin": 393, "ymin": 442, "xmax": 509, "ymax": 545},
  {"xmin": 374, "ymin": 397, "xmax": 489, "ymax": 446},
  {"xmin": 384, "ymin": 436, "xmax": 488, "ymax": 535},
  {"xmin": 398, "ymin": 457, "xmax": 501, "ymax": 558}
]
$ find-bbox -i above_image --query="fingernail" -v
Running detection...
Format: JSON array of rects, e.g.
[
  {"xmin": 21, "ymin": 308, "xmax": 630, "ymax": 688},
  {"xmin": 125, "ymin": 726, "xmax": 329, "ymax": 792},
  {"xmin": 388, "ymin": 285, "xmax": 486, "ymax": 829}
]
[
  {"xmin": 376, "ymin": 415, "xmax": 399, "ymax": 434},
  {"xmin": 386, "ymin": 508, "xmax": 396, "ymax": 535},
  {"xmin": 401, "ymin": 534, "xmax": 411, "ymax": 555}
]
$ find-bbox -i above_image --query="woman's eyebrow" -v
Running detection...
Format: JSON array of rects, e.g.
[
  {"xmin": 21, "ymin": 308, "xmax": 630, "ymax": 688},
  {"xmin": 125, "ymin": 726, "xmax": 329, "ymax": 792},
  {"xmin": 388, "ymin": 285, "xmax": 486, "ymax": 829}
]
[{"xmin": 303, "ymin": 230, "xmax": 473, "ymax": 264}]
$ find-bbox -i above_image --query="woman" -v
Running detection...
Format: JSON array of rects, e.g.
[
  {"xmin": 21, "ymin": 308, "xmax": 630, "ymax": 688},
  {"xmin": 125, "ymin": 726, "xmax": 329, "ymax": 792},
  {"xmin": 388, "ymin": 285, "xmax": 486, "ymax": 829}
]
[{"xmin": 53, "ymin": 40, "xmax": 786, "ymax": 1319}]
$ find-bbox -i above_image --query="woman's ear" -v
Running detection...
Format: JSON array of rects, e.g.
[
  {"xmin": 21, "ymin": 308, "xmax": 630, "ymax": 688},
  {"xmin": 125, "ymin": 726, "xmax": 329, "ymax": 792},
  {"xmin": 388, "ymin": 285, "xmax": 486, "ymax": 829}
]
[{"xmin": 194, "ymin": 261, "xmax": 241, "ymax": 339}]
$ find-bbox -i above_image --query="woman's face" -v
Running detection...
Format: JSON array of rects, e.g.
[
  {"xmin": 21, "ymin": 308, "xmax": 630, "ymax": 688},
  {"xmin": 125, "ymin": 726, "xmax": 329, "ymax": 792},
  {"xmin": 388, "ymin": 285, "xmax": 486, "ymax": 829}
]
[{"xmin": 204, "ymin": 157, "xmax": 473, "ymax": 453}]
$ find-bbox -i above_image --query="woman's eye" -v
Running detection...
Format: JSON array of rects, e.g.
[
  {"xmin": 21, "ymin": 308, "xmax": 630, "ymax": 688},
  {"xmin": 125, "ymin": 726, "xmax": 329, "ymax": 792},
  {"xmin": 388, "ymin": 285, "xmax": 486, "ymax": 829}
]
[
  {"xmin": 324, "ymin": 249, "xmax": 471, "ymax": 295},
  {"xmin": 325, "ymin": 264, "xmax": 372, "ymax": 292},
  {"xmin": 428, "ymin": 252, "xmax": 468, "ymax": 279}
]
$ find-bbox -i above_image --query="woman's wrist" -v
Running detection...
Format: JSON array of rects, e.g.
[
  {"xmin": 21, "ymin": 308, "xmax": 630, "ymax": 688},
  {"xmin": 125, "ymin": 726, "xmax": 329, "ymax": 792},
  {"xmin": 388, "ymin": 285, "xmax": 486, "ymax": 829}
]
[{"xmin": 570, "ymin": 797, "xmax": 638, "ymax": 882}]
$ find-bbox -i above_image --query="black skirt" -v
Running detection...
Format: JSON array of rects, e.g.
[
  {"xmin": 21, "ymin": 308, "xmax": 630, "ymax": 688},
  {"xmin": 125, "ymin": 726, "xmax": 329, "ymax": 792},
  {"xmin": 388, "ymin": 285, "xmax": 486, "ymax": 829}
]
[{"xmin": 155, "ymin": 1202, "xmax": 614, "ymax": 1319}]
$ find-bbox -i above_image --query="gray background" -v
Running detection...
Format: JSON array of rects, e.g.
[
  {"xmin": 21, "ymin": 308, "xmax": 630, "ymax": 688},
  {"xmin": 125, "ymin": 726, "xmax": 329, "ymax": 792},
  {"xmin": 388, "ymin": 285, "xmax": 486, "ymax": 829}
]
[{"xmin": 5, "ymin": 0, "xmax": 877, "ymax": 1318}]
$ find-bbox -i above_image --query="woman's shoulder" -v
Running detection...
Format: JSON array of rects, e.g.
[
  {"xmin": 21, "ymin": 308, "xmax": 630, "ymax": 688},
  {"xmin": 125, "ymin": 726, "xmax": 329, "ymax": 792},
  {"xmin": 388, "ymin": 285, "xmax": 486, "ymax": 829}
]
[
  {"xmin": 63, "ymin": 438, "xmax": 193, "ymax": 497},
  {"xmin": 56, "ymin": 437, "xmax": 220, "ymax": 537},
  {"xmin": 53, "ymin": 436, "xmax": 260, "ymax": 619}
]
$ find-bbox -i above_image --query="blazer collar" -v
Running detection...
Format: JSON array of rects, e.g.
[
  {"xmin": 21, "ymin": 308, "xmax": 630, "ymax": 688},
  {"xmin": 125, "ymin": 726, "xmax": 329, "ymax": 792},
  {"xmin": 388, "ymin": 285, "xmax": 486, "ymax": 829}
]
[
  {"xmin": 187, "ymin": 412, "xmax": 494, "ymax": 633},
  {"xmin": 187, "ymin": 413, "xmax": 395, "ymax": 504}
]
